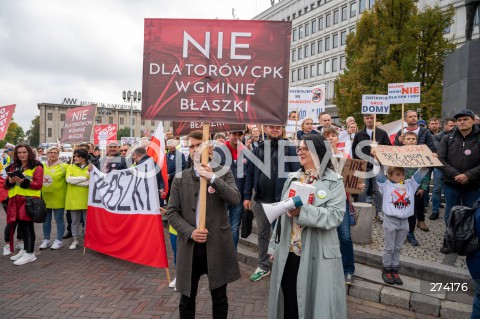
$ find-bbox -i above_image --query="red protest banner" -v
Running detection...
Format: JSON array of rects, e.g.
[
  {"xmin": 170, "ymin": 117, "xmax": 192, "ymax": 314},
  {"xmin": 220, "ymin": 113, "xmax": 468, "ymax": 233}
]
[
  {"xmin": 172, "ymin": 122, "xmax": 245, "ymax": 136},
  {"xmin": 0, "ymin": 104, "xmax": 16, "ymax": 140},
  {"xmin": 142, "ymin": 19, "xmax": 291, "ymax": 125},
  {"xmin": 60, "ymin": 105, "xmax": 97, "ymax": 143},
  {"xmin": 93, "ymin": 124, "xmax": 118, "ymax": 144}
]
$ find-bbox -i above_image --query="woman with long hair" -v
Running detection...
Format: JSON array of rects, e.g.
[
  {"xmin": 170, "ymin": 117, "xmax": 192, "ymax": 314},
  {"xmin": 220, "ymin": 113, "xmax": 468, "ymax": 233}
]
[
  {"xmin": 268, "ymin": 134, "xmax": 347, "ymax": 319},
  {"xmin": 4, "ymin": 144, "xmax": 44, "ymax": 265}
]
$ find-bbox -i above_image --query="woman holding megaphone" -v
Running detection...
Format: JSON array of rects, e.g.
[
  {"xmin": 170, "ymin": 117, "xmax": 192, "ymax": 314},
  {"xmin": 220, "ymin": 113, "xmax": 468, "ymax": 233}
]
[{"xmin": 267, "ymin": 134, "xmax": 347, "ymax": 319}]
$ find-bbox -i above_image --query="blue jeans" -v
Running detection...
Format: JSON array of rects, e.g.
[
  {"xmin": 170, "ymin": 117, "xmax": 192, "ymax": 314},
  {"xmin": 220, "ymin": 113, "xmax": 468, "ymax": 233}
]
[
  {"xmin": 337, "ymin": 202, "xmax": 355, "ymax": 275},
  {"xmin": 443, "ymin": 184, "xmax": 480, "ymax": 225},
  {"xmin": 43, "ymin": 209, "xmax": 65, "ymax": 241},
  {"xmin": 432, "ymin": 168, "xmax": 444, "ymax": 214},
  {"xmin": 472, "ymin": 279, "xmax": 480, "ymax": 319},
  {"xmin": 228, "ymin": 203, "xmax": 243, "ymax": 251},
  {"xmin": 170, "ymin": 233, "xmax": 177, "ymax": 266}
]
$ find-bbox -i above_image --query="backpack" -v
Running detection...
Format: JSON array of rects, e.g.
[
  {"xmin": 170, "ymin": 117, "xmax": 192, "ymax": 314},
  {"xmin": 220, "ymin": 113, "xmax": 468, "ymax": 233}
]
[{"xmin": 445, "ymin": 203, "xmax": 480, "ymax": 256}]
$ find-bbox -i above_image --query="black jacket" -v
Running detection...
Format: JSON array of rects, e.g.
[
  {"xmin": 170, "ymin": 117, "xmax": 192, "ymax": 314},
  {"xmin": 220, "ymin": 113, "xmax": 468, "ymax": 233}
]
[
  {"xmin": 352, "ymin": 127, "xmax": 391, "ymax": 169},
  {"xmin": 213, "ymin": 144, "xmax": 247, "ymax": 201},
  {"xmin": 438, "ymin": 125, "xmax": 480, "ymax": 187},
  {"xmin": 394, "ymin": 127, "xmax": 436, "ymax": 152},
  {"xmin": 244, "ymin": 140, "xmax": 301, "ymax": 202}
]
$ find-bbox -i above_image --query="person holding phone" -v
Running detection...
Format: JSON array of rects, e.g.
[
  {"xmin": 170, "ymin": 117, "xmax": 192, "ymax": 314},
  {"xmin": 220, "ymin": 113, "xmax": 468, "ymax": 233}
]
[{"xmin": 3, "ymin": 144, "xmax": 44, "ymax": 265}]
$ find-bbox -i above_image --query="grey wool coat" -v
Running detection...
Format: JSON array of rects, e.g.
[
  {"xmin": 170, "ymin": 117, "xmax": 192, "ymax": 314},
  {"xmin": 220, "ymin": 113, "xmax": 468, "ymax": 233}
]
[
  {"xmin": 167, "ymin": 166, "xmax": 241, "ymax": 297},
  {"xmin": 268, "ymin": 168, "xmax": 347, "ymax": 319}
]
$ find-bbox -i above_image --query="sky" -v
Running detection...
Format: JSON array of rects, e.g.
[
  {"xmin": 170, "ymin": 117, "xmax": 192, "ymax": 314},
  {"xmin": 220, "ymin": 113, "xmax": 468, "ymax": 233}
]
[{"xmin": 0, "ymin": 0, "xmax": 272, "ymax": 133}]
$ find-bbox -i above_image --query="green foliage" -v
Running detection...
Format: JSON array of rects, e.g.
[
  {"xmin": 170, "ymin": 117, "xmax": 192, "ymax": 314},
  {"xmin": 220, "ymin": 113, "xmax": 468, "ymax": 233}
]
[
  {"xmin": 335, "ymin": 0, "xmax": 455, "ymax": 125},
  {"xmin": 0, "ymin": 120, "xmax": 25, "ymax": 148},
  {"xmin": 117, "ymin": 127, "xmax": 132, "ymax": 139},
  {"xmin": 25, "ymin": 115, "xmax": 40, "ymax": 147}
]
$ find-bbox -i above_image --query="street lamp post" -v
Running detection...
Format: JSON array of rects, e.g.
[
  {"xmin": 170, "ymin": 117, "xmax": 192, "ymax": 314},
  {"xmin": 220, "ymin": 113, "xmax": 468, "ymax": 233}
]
[{"xmin": 122, "ymin": 90, "xmax": 142, "ymax": 137}]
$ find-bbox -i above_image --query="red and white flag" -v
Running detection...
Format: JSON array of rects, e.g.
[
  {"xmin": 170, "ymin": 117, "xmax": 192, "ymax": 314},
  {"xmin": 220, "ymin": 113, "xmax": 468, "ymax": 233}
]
[
  {"xmin": 0, "ymin": 104, "xmax": 16, "ymax": 141},
  {"xmin": 147, "ymin": 122, "xmax": 169, "ymax": 197},
  {"xmin": 85, "ymin": 159, "xmax": 168, "ymax": 268}
]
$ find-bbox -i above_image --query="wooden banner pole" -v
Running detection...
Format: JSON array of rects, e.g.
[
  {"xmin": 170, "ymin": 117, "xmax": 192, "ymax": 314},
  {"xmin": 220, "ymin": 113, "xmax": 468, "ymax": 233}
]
[
  {"xmin": 70, "ymin": 144, "xmax": 76, "ymax": 165},
  {"xmin": 198, "ymin": 123, "xmax": 210, "ymax": 230},
  {"xmin": 373, "ymin": 114, "xmax": 377, "ymax": 142},
  {"xmin": 401, "ymin": 103, "xmax": 405, "ymax": 134},
  {"xmin": 261, "ymin": 125, "xmax": 265, "ymax": 140},
  {"xmin": 165, "ymin": 268, "xmax": 171, "ymax": 284}
]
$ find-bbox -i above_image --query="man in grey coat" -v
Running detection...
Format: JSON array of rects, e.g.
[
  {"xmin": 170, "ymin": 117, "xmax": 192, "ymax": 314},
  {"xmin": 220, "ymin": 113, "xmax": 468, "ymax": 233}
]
[{"xmin": 167, "ymin": 130, "xmax": 241, "ymax": 319}]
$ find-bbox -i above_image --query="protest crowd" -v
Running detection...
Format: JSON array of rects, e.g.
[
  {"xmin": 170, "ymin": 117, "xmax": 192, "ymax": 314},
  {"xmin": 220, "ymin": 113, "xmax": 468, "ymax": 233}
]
[{"xmin": 1, "ymin": 109, "xmax": 480, "ymax": 319}]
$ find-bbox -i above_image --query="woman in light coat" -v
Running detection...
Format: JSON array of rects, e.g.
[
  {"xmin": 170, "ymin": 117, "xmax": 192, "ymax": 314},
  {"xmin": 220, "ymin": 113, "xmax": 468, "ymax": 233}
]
[{"xmin": 268, "ymin": 134, "xmax": 347, "ymax": 319}]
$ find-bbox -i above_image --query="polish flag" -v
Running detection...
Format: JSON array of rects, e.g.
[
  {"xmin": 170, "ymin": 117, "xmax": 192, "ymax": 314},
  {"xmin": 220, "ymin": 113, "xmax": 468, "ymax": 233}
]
[
  {"xmin": 147, "ymin": 122, "xmax": 169, "ymax": 197},
  {"xmin": 380, "ymin": 120, "xmax": 407, "ymax": 145},
  {"xmin": 85, "ymin": 160, "xmax": 168, "ymax": 268}
]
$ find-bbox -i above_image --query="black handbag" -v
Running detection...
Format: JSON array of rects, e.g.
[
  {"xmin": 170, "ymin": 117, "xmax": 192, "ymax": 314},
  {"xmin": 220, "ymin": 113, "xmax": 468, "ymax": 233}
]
[
  {"xmin": 25, "ymin": 197, "xmax": 47, "ymax": 223},
  {"xmin": 241, "ymin": 209, "xmax": 254, "ymax": 238}
]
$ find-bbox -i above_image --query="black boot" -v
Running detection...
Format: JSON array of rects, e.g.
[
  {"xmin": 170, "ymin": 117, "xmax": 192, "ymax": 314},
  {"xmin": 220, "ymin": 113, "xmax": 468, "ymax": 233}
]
[
  {"xmin": 429, "ymin": 213, "xmax": 439, "ymax": 220},
  {"xmin": 440, "ymin": 238, "xmax": 452, "ymax": 254},
  {"xmin": 391, "ymin": 268, "xmax": 403, "ymax": 285},
  {"xmin": 382, "ymin": 267, "xmax": 395, "ymax": 285}
]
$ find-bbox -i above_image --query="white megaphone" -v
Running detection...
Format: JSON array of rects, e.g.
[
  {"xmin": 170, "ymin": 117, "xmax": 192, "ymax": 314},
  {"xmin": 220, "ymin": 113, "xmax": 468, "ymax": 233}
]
[{"xmin": 263, "ymin": 196, "xmax": 303, "ymax": 224}]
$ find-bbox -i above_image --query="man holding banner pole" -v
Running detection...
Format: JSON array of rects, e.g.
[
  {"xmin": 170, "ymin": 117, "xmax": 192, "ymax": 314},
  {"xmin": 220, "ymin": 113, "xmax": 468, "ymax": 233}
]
[{"xmin": 167, "ymin": 130, "xmax": 241, "ymax": 318}]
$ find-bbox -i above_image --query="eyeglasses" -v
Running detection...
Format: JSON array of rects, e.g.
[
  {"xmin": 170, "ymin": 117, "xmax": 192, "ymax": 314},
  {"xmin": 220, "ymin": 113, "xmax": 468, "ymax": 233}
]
[
  {"xmin": 296, "ymin": 146, "xmax": 309, "ymax": 154},
  {"xmin": 120, "ymin": 149, "xmax": 128, "ymax": 153}
]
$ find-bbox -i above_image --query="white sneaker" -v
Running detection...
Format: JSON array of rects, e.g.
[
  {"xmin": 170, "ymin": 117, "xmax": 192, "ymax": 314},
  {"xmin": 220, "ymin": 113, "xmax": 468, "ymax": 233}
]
[
  {"xmin": 50, "ymin": 240, "xmax": 63, "ymax": 250},
  {"xmin": 3, "ymin": 244, "xmax": 11, "ymax": 256},
  {"xmin": 10, "ymin": 249, "xmax": 25, "ymax": 261},
  {"xmin": 39, "ymin": 239, "xmax": 51, "ymax": 250},
  {"xmin": 169, "ymin": 277, "xmax": 176, "ymax": 288},
  {"xmin": 14, "ymin": 252, "xmax": 37, "ymax": 265},
  {"xmin": 69, "ymin": 240, "xmax": 79, "ymax": 250},
  {"xmin": 16, "ymin": 241, "xmax": 24, "ymax": 250}
]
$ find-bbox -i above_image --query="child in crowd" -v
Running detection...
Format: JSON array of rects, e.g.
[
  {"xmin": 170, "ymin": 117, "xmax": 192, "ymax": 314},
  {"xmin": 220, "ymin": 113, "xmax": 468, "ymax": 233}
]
[
  {"xmin": 402, "ymin": 132, "xmax": 432, "ymax": 247},
  {"xmin": 373, "ymin": 146, "xmax": 429, "ymax": 285}
]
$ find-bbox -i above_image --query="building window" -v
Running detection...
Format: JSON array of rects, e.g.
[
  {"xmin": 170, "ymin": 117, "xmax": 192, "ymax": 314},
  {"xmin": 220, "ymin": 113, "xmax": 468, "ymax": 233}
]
[
  {"xmin": 292, "ymin": 13, "xmax": 296, "ymax": 19},
  {"xmin": 332, "ymin": 58, "xmax": 338, "ymax": 72},
  {"xmin": 341, "ymin": 30, "xmax": 347, "ymax": 45},
  {"xmin": 340, "ymin": 56, "xmax": 347, "ymax": 70},
  {"xmin": 334, "ymin": 10, "xmax": 339, "ymax": 24},
  {"xmin": 299, "ymin": 26, "xmax": 304, "ymax": 39},
  {"xmin": 151, "ymin": 120, "xmax": 155, "ymax": 126},
  {"xmin": 369, "ymin": 0, "xmax": 375, "ymax": 8},
  {"xmin": 319, "ymin": 17, "xmax": 324, "ymax": 30},
  {"xmin": 333, "ymin": 34, "xmax": 339, "ymax": 48},
  {"xmin": 47, "ymin": 128, "xmax": 52, "ymax": 138},
  {"xmin": 60, "ymin": 113, "xmax": 66, "ymax": 121},
  {"xmin": 318, "ymin": 39, "xmax": 323, "ymax": 53},
  {"xmin": 293, "ymin": 29, "xmax": 298, "ymax": 42},
  {"xmin": 297, "ymin": 69, "xmax": 302, "ymax": 81},
  {"xmin": 325, "ymin": 37, "xmax": 331, "ymax": 51},
  {"xmin": 326, "ymin": 13, "xmax": 332, "ymax": 28},
  {"xmin": 131, "ymin": 118, "xmax": 135, "ymax": 125},
  {"xmin": 304, "ymin": 44, "xmax": 309, "ymax": 58},
  {"xmin": 350, "ymin": 2, "xmax": 356, "ymax": 17},
  {"xmin": 312, "ymin": 19, "xmax": 317, "ymax": 33},
  {"xmin": 120, "ymin": 117, "xmax": 125, "ymax": 125},
  {"xmin": 317, "ymin": 62, "xmax": 323, "ymax": 75},
  {"xmin": 96, "ymin": 116, "xmax": 102, "ymax": 124},
  {"xmin": 311, "ymin": 42, "xmax": 316, "ymax": 55},
  {"xmin": 47, "ymin": 113, "xmax": 53, "ymax": 121},
  {"xmin": 444, "ymin": 25, "xmax": 451, "ymax": 34},
  {"xmin": 141, "ymin": 120, "xmax": 146, "ymax": 126},
  {"xmin": 304, "ymin": 66, "xmax": 308, "ymax": 79},
  {"xmin": 342, "ymin": 6, "xmax": 348, "ymax": 21},
  {"xmin": 109, "ymin": 117, "xmax": 114, "ymax": 124},
  {"xmin": 292, "ymin": 70, "xmax": 296, "ymax": 82},
  {"xmin": 292, "ymin": 49, "xmax": 296, "ymax": 62},
  {"xmin": 359, "ymin": 0, "xmax": 366, "ymax": 13},
  {"xmin": 325, "ymin": 60, "xmax": 331, "ymax": 74},
  {"xmin": 305, "ymin": 23, "xmax": 310, "ymax": 36},
  {"xmin": 310, "ymin": 64, "xmax": 315, "ymax": 77},
  {"xmin": 298, "ymin": 47, "xmax": 303, "ymax": 60}
]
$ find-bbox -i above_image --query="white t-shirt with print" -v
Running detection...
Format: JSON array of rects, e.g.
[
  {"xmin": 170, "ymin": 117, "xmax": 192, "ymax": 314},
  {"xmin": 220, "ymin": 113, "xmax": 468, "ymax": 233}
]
[{"xmin": 377, "ymin": 178, "xmax": 419, "ymax": 219}]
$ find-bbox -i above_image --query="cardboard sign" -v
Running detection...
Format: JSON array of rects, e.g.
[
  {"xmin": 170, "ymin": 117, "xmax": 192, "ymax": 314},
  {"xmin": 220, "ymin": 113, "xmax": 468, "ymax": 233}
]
[
  {"xmin": 172, "ymin": 122, "xmax": 245, "ymax": 136},
  {"xmin": 142, "ymin": 19, "xmax": 291, "ymax": 125},
  {"xmin": 341, "ymin": 159, "xmax": 367, "ymax": 194},
  {"xmin": 361, "ymin": 95, "xmax": 390, "ymax": 114},
  {"xmin": 388, "ymin": 82, "xmax": 421, "ymax": 104},
  {"xmin": 375, "ymin": 145, "xmax": 442, "ymax": 167},
  {"xmin": 0, "ymin": 104, "xmax": 16, "ymax": 140},
  {"xmin": 288, "ymin": 85, "xmax": 326, "ymax": 122},
  {"xmin": 94, "ymin": 124, "xmax": 118, "ymax": 145},
  {"xmin": 60, "ymin": 105, "xmax": 97, "ymax": 143}
]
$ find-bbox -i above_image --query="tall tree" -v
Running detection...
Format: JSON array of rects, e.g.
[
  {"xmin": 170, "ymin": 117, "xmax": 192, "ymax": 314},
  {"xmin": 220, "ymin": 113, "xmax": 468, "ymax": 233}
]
[
  {"xmin": 117, "ymin": 127, "xmax": 132, "ymax": 139},
  {"xmin": 0, "ymin": 120, "xmax": 25, "ymax": 148},
  {"xmin": 25, "ymin": 115, "xmax": 40, "ymax": 147},
  {"xmin": 335, "ymin": 0, "xmax": 455, "ymax": 124}
]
